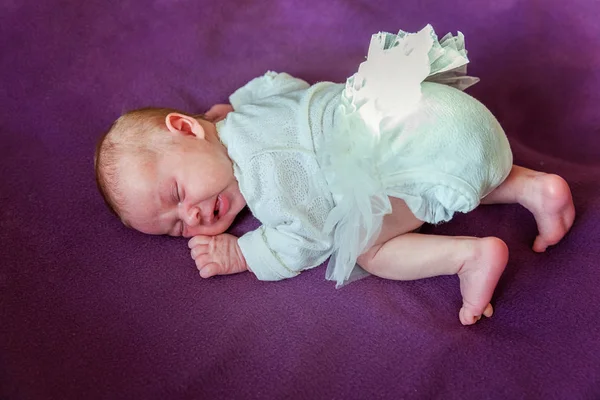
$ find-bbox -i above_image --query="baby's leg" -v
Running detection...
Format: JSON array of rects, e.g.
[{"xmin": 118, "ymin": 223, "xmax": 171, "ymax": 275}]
[
  {"xmin": 482, "ymin": 165, "xmax": 575, "ymax": 252},
  {"xmin": 374, "ymin": 196, "xmax": 425, "ymax": 245},
  {"xmin": 358, "ymin": 234, "xmax": 508, "ymax": 325}
]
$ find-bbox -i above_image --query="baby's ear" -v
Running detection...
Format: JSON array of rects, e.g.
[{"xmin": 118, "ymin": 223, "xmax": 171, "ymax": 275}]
[{"xmin": 165, "ymin": 113, "xmax": 205, "ymax": 139}]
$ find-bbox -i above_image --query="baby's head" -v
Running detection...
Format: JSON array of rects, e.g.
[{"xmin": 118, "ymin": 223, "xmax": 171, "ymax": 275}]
[{"xmin": 95, "ymin": 108, "xmax": 246, "ymax": 237}]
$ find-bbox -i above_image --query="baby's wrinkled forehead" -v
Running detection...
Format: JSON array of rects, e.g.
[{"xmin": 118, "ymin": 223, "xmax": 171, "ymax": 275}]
[
  {"xmin": 114, "ymin": 151, "xmax": 161, "ymax": 210},
  {"xmin": 117, "ymin": 148, "xmax": 159, "ymax": 183}
]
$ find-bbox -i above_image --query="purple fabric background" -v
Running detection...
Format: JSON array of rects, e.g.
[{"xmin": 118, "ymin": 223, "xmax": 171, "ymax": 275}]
[{"xmin": 2, "ymin": 1, "xmax": 599, "ymax": 399}]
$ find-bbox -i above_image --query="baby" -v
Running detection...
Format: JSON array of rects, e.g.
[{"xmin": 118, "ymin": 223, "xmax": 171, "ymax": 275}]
[{"xmin": 95, "ymin": 25, "xmax": 575, "ymax": 325}]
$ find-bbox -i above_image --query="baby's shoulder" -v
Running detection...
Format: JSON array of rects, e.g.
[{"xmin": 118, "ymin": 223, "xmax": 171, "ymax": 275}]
[{"xmin": 229, "ymin": 71, "xmax": 310, "ymax": 109}]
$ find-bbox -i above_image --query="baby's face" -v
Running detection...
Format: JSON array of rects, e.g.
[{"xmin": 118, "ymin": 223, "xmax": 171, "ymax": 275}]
[{"xmin": 119, "ymin": 135, "xmax": 246, "ymax": 237}]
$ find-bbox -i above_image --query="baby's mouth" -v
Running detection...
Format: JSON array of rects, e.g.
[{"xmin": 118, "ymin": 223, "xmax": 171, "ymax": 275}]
[
  {"xmin": 213, "ymin": 194, "xmax": 229, "ymax": 220},
  {"xmin": 213, "ymin": 196, "xmax": 220, "ymax": 218}
]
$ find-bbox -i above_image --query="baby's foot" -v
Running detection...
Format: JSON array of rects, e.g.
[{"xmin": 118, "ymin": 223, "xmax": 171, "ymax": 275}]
[
  {"xmin": 523, "ymin": 174, "xmax": 575, "ymax": 252},
  {"xmin": 457, "ymin": 237, "xmax": 509, "ymax": 325}
]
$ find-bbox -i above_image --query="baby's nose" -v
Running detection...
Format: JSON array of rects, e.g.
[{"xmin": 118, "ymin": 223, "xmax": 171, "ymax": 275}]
[
  {"xmin": 184, "ymin": 206, "xmax": 202, "ymax": 226},
  {"xmin": 185, "ymin": 206, "xmax": 214, "ymax": 226}
]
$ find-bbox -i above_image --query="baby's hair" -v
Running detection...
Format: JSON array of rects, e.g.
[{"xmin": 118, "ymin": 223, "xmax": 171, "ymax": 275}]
[{"xmin": 94, "ymin": 107, "xmax": 205, "ymax": 219}]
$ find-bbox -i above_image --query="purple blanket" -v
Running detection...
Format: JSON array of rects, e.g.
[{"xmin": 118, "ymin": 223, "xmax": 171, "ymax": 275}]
[{"xmin": 2, "ymin": 1, "xmax": 599, "ymax": 399}]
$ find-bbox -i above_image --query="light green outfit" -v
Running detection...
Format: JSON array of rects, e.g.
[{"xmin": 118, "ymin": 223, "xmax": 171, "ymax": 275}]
[{"xmin": 218, "ymin": 25, "xmax": 513, "ymax": 287}]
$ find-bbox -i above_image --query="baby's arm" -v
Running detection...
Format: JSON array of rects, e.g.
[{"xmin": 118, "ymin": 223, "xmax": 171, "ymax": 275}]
[
  {"xmin": 188, "ymin": 224, "xmax": 331, "ymax": 281},
  {"xmin": 188, "ymin": 233, "xmax": 249, "ymax": 278}
]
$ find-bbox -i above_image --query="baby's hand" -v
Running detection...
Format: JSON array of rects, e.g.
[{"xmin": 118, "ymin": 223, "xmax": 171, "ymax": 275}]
[
  {"xmin": 188, "ymin": 234, "xmax": 248, "ymax": 278},
  {"xmin": 203, "ymin": 104, "xmax": 234, "ymax": 123}
]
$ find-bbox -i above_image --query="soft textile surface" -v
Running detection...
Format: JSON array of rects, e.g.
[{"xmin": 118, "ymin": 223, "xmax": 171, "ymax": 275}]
[{"xmin": 2, "ymin": 1, "xmax": 599, "ymax": 399}]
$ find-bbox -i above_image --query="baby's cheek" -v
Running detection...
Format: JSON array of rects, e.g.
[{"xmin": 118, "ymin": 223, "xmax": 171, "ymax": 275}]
[{"xmin": 185, "ymin": 224, "xmax": 227, "ymax": 238}]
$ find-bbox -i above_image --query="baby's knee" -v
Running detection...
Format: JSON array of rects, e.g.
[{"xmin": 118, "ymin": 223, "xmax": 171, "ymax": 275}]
[{"xmin": 357, "ymin": 243, "xmax": 383, "ymax": 273}]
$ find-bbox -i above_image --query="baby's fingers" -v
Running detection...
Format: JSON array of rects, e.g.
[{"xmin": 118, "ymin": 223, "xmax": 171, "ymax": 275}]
[
  {"xmin": 198, "ymin": 262, "xmax": 220, "ymax": 278},
  {"xmin": 203, "ymin": 104, "xmax": 233, "ymax": 123},
  {"xmin": 193, "ymin": 253, "xmax": 214, "ymax": 270},
  {"xmin": 188, "ymin": 235, "xmax": 212, "ymax": 248},
  {"xmin": 190, "ymin": 244, "xmax": 209, "ymax": 259},
  {"xmin": 203, "ymin": 104, "xmax": 222, "ymax": 117}
]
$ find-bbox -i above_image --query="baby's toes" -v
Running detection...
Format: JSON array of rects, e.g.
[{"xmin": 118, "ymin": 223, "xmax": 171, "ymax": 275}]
[
  {"xmin": 459, "ymin": 303, "xmax": 494, "ymax": 325},
  {"xmin": 483, "ymin": 304, "xmax": 494, "ymax": 318},
  {"xmin": 460, "ymin": 307, "xmax": 484, "ymax": 325}
]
